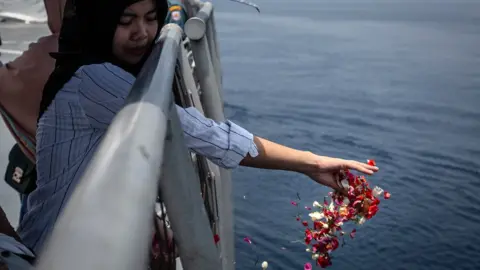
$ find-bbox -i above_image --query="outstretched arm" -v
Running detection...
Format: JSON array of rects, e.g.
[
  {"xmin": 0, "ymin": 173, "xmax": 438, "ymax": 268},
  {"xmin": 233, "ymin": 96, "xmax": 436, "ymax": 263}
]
[{"xmin": 240, "ymin": 136, "xmax": 379, "ymax": 191}]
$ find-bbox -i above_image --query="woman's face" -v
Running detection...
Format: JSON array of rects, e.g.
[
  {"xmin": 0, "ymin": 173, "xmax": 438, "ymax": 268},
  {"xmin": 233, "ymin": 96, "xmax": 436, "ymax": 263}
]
[{"xmin": 113, "ymin": 0, "xmax": 158, "ymax": 65}]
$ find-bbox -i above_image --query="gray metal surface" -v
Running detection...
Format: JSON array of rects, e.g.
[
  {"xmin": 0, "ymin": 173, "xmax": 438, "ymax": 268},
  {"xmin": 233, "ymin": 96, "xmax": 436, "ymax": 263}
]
[
  {"xmin": 185, "ymin": 5, "xmax": 235, "ymax": 269},
  {"xmin": 160, "ymin": 98, "xmax": 221, "ymax": 270}
]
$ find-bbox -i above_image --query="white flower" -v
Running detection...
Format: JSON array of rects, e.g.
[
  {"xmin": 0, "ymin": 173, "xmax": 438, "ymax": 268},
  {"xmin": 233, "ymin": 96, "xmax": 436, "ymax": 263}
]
[
  {"xmin": 313, "ymin": 201, "xmax": 322, "ymax": 208},
  {"xmin": 373, "ymin": 186, "xmax": 384, "ymax": 197},
  {"xmin": 261, "ymin": 261, "xmax": 268, "ymax": 269},
  {"xmin": 306, "ymin": 248, "xmax": 311, "ymax": 252},
  {"xmin": 328, "ymin": 202, "xmax": 335, "ymax": 212},
  {"xmin": 323, "ymin": 222, "xmax": 329, "ymax": 229},
  {"xmin": 340, "ymin": 179, "xmax": 350, "ymax": 189},
  {"xmin": 309, "ymin": 211, "xmax": 324, "ymax": 221},
  {"xmin": 357, "ymin": 216, "xmax": 366, "ymax": 225},
  {"xmin": 312, "ymin": 254, "xmax": 319, "ymax": 260}
]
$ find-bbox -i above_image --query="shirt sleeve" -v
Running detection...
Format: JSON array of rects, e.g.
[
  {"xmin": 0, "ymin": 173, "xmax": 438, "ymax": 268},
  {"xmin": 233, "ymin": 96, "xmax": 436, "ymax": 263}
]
[
  {"xmin": 77, "ymin": 63, "xmax": 258, "ymax": 168},
  {"xmin": 177, "ymin": 107, "xmax": 258, "ymax": 168}
]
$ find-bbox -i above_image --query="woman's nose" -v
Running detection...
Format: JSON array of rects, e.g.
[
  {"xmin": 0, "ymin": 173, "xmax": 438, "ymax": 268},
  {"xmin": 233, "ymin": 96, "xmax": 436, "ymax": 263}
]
[{"xmin": 132, "ymin": 21, "xmax": 148, "ymax": 41}]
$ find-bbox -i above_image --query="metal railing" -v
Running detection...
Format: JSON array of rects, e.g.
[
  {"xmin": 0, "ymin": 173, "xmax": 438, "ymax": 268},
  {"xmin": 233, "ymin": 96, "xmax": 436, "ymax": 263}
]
[{"xmin": 35, "ymin": 1, "xmax": 233, "ymax": 269}]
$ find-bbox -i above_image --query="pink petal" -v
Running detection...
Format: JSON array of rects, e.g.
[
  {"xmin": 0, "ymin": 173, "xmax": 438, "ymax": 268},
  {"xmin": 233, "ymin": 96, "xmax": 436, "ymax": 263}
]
[
  {"xmin": 304, "ymin": 262, "xmax": 312, "ymax": 270},
  {"xmin": 291, "ymin": 201, "xmax": 298, "ymax": 206},
  {"xmin": 243, "ymin": 237, "xmax": 252, "ymax": 244},
  {"xmin": 350, "ymin": 229, "xmax": 356, "ymax": 239},
  {"xmin": 305, "ymin": 206, "xmax": 312, "ymax": 210}
]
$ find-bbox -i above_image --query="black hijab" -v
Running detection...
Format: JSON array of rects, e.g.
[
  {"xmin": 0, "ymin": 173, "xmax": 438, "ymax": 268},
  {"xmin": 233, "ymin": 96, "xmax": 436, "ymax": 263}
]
[{"xmin": 39, "ymin": 0, "xmax": 169, "ymax": 119}]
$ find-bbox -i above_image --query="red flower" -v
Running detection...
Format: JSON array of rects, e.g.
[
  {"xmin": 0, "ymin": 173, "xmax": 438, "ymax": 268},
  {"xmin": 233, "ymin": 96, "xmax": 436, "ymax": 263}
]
[
  {"xmin": 384, "ymin": 191, "xmax": 391, "ymax": 199},
  {"xmin": 366, "ymin": 204, "xmax": 379, "ymax": 219},
  {"xmin": 326, "ymin": 238, "xmax": 339, "ymax": 251},
  {"xmin": 291, "ymin": 201, "xmax": 298, "ymax": 206},
  {"xmin": 305, "ymin": 229, "xmax": 313, "ymax": 244},
  {"xmin": 367, "ymin": 159, "xmax": 376, "ymax": 166},
  {"xmin": 317, "ymin": 255, "xmax": 332, "ymax": 268},
  {"xmin": 313, "ymin": 221, "xmax": 323, "ymax": 230},
  {"xmin": 302, "ymin": 220, "xmax": 309, "ymax": 227},
  {"xmin": 214, "ymin": 234, "xmax": 220, "ymax": 244}
]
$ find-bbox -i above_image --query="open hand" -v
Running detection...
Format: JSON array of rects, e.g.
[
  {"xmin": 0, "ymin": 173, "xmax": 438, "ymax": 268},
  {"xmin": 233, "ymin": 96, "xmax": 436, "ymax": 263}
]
[{"xmin": 304, "ymin": 155, "xmax": 379, "ymax": 192}]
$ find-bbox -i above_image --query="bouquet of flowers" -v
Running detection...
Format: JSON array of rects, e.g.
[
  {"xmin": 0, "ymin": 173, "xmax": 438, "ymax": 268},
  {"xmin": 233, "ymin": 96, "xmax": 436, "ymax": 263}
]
[{"xmin": 293, "ymin": 160, "xmax": 390, "ymax": 268}]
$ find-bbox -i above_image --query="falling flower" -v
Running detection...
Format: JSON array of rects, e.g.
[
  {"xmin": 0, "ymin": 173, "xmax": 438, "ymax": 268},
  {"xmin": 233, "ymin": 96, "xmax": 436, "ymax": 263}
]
[
  {"xmin": 357, "ymin": 216, "xmax": 366, "ymax": 225},
  {"xmin": 261, "ymin": 261, "xmax": 268, "ymax": 269},
  {"xmin": 305, "ymin": 206, "xmax": 312, "ymax": 210},
  {"xmin": 308, "ymin": 211, "xmax": 324, "ymax": 221},
  {"xmin": 350, "ymin": 229, "xmax": 356, "ymax": 239},
  {"xmin": 304, "ymin": 262, "xmax": 313, "ymax": 270},
  {"xmin": 367, "ymin": 159, "xmax": 376, "ymax": 166},
  {"xmin": 244, "ymin": 237, "xmax": 252, "ymax": 244},
  {"xmin": 291, "ymin": 201, "xmax": 298, "ymax": 206},
  {"xmin": 295, "ymin": 159, "xmax": 390, "ymax": 268},
  {"xmin": 317, "ymin": 255, "xmax": 332, "ymax": 268},
  {"xmin": 338, "ymin": 206, "xmax": 348, "ymax": 217},
  {"xmin": 214, "ymin": 234, "xmax": 220, "ymax": 244},
  {"xmin": 372, "ymin": 186, "xmax": 384, "ymax": 197}
]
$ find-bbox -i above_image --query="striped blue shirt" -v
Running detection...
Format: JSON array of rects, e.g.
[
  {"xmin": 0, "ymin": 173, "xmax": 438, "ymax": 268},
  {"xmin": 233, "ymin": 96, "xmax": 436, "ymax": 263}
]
[{"xmin": 17, "ymin": 63, "xmax": 258, "ymax": 254}]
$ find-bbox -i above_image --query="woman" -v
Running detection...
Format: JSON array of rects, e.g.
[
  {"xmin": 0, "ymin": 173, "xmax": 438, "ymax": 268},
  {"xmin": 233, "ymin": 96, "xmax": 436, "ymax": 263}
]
[{"xmin": 18, "ymin": 0, "xmax": 379, "ymax": 255}]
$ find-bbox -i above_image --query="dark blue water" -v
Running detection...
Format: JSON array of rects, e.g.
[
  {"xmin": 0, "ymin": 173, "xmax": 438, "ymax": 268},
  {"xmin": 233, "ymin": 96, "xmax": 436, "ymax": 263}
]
[{"xmin": 213, "ymin": 0, "xmax": 480, "ymax": 269}]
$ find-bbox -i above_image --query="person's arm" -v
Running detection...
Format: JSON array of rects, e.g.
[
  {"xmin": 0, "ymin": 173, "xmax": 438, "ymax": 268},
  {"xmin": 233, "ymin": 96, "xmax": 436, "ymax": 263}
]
[
  {"xmin": 240, "ymin": 136, "xmax": 316, "ymax": 172},
  {"xmin": 176, "ymin": 107, "xmax": 258, "ymax": 168},
  {"xmin": 77, "ymin": 63, "xmax": 378, "ymax": 187},
  {"xmin": 77, "ymin": 63, "xmax": 258, "ymax": 169},
  {"xmin": 240, "ymin": 136, "xmax": 379, "ymax": 191}
]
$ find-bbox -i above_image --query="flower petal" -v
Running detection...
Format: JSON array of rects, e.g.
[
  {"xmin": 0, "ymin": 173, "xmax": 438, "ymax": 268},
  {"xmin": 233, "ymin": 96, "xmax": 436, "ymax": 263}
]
[
  {"xmin": 350, "ymin": 229, "xmax": 356, "ymax": 239},
  {"xmin": 384, "ymin": 191, "xmax": 391, "ymax": 199},
  {"xmin": 243, "ymin": 237, "xmax": 252, "ymax": 244},
  {"xmin": 372, "ymin": 186, "xmax": 384, "ymax": 197}
]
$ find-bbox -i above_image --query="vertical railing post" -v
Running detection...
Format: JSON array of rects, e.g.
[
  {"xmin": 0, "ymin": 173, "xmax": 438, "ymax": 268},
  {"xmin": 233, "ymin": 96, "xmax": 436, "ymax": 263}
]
[
  {"xmin": 185, "ymin": 4, "xmax": 235, "ymax": 269},
  {"xmin": 205, "ymin": 12, "xmax": 222, "ymax": 93},
  {"xmin": 160, "ymin": 100, "xmax": 222, "ymax": 270}
]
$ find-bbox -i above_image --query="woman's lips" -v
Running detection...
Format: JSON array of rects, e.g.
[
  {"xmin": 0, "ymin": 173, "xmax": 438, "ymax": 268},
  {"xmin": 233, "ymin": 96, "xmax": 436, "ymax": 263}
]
[{"xmin": 127, "ymin": 47, "xmax": 146, "ymax": 56}]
